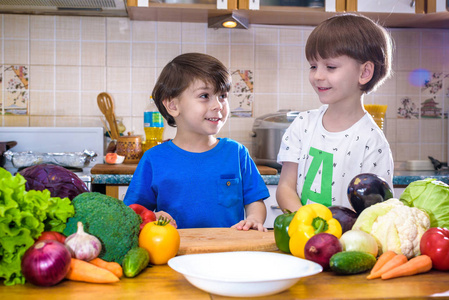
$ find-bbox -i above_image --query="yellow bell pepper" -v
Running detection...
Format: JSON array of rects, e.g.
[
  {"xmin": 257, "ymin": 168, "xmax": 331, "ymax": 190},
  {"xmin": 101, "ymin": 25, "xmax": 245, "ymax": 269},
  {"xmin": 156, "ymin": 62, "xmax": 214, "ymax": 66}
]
[{"xmin": 288, "ymin": 203, "xmax": 342, "ymax": 258}]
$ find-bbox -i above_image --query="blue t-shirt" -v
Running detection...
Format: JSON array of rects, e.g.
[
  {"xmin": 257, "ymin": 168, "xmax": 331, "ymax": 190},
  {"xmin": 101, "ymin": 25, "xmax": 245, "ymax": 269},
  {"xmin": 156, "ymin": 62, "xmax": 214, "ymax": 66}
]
[{"xmin": 123, "ymin": 138, "xmax": 269, "ymax": 229}]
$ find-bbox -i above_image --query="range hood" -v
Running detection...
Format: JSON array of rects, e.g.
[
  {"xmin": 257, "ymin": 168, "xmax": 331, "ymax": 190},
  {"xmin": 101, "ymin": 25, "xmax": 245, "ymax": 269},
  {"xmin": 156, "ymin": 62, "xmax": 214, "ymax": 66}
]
[{"xmin": 0, "ymin": 0, "xmax": 128, "ymax": 17}]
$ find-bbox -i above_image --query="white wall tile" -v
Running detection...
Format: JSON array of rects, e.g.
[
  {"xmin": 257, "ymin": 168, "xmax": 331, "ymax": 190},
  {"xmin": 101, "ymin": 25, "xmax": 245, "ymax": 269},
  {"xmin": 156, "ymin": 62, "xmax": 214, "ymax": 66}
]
[
  {"xmin": 81, "ymin": 42, "xmax": 106, "ymax": 66},
  {"xmin": 5, "ymin": 40, "xmax": 29, "ymax": 64},
  {"xmin": 56, "ymin": 16, "xmax": 80, "ymax": 40},
  {"xmin": 132, "ymin": 21, "xmax": 156, "ymax": 42},
  {"xmin": 30, "ymin": 15, "xmax": 54, "ymax": 40},
  {"xmin": 132, "ymin": 43, "xmax": 156, "ymax": 67},
  {"xmin": 81, "ymin": 17, "xmax": 106, "ymax": 41},
  {"xmin": 157, "ymin": 22, "xmax": 181, "ymax": 43},
  {"xmin": 30, "ymin": 40, "xmax": 54, "ymax": 65},
  {"xmin": 107, "ymin": 18, "xmax": 131, "ymax": 42},
  {"xmin": 56, "ymin": 41, "xmax": 80, "ymax": 65},
  {"xmin": 5, "ymin": 15, "xmax": 29, "ymax": 39}
]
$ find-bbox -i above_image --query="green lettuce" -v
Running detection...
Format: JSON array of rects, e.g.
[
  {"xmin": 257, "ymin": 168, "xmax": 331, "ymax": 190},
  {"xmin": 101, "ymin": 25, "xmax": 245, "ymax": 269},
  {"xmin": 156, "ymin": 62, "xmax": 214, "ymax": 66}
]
[
  {"xmin": 400, "ymin": 178, "xmax": 449, "ymax": 229},
  {"xmin": 0, "ymin": 168, "xmax": 75, "ymax": 286}
]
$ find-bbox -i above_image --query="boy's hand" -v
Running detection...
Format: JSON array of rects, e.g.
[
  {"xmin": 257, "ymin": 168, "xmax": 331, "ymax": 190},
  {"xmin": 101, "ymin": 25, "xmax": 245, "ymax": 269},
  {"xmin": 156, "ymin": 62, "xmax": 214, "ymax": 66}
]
[
  {"xmin": 231, "ymin": 219, "xmax": 267, "ymax": 232},
  {"xmin": 154, "ymin": 211, "xmax": 178, "ymax": 229}
]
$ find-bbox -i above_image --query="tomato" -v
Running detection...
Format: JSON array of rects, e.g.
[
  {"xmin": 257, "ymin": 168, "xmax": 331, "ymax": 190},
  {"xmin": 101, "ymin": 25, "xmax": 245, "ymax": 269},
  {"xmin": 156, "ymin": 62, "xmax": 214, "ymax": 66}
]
[
  {"xmin": 36, "ymin": 231, "xmax": 66, "ymax": 244},
  {"xmin": 139, "ymin": 217, "xmax": 180, "ymax": 265},
  {"xmin": 420, "ymin": 227, "xmax": 449, "ymax": 271}
]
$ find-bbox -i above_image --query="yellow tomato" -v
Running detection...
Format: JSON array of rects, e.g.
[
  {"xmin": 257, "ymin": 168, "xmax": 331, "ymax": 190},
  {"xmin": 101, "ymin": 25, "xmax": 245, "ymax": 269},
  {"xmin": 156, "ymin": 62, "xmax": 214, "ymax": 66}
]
[{"xmin": 139, "ymin": 217, "xmax": 180, "ymax": 265}]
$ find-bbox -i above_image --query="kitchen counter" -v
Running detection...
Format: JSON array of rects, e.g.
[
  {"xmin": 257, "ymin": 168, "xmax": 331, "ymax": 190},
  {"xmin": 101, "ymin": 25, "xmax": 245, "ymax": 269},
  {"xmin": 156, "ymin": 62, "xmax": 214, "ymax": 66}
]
[
  {"xmin": 91, "ymin": 164, "xmax": 449, "ymax": 187},
  {"xmin": 1, "ymin": 262, "xmax": 449, "ymax": 299}
]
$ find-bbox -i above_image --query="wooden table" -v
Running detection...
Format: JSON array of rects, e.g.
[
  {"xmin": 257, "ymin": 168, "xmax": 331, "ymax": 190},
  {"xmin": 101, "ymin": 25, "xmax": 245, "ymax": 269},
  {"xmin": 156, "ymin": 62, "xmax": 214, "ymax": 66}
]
[{"xmin": 2, "ymin": 262, "xmax": 449, "ymax": 299}]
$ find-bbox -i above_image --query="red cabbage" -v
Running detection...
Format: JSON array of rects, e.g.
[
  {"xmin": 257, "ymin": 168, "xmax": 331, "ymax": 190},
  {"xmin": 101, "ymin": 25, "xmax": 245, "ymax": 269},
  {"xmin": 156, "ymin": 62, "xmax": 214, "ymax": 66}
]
[{"xmin": 20, "ymin": 164, "xmax": 89, "ymax": 200}]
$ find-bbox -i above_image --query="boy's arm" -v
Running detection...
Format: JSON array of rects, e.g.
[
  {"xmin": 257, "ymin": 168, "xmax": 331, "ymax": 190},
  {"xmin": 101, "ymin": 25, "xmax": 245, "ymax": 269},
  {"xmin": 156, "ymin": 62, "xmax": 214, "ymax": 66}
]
[
  {"xmin": 276, "ymin": 161, "xmax": 301, "ymax": 212},
  {"xmin": 232, "ymin": 200, "xmax": 267, "ymax": 232}
]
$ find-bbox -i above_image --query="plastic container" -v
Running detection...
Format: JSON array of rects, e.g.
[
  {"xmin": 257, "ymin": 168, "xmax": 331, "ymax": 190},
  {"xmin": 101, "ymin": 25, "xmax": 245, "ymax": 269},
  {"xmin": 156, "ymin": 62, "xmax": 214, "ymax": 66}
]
[{"xmin": 143, "ymin": 97, "xmax": 164, "ymax": 152}]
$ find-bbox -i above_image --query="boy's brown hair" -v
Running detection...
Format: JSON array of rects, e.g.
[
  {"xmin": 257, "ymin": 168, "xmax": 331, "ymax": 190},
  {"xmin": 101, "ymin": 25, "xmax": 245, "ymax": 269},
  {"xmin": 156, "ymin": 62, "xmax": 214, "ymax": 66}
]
[
  {"xmin": 305, "ymin": 13, "xmax": 393, "ymax": 93},
  {"xmin": 152, "ymin": 52, "xmax": 232, "ymax": 127}
]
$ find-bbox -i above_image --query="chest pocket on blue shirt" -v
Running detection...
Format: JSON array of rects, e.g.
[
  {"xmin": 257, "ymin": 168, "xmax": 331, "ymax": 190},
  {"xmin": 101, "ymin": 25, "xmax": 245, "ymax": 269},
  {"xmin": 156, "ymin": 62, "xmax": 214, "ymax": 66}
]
[{"xmin": 217, "ymin": 178, "xmax": 241, "ymax": 208}]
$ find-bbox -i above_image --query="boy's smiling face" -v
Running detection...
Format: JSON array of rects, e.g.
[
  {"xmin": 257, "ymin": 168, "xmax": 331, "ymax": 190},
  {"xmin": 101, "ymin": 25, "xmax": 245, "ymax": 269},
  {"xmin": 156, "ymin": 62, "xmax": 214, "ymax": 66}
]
[
  {"xmin": 166, "ymin": 79, "xmax": 229, "ymax": 138},
  {"xmin": 308, "ymin": 55, "xmax": 371, "ymax": 107}
]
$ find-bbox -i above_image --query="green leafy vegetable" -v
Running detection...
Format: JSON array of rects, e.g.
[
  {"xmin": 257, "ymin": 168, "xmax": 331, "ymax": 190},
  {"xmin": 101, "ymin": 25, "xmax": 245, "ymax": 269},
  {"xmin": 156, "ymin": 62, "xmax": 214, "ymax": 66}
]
[
  {"xmin": 400, "ymin": 178, "xmax": 449, "ymax": 229},
  {"xmin": 0, "ymin": 168, "xmax": 74, "ymax": 286}
]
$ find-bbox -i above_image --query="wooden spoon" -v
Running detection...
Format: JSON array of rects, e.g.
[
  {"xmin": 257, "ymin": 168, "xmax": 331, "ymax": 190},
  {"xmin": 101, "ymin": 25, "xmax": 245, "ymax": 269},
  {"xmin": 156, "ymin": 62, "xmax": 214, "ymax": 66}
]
[{"xmin": 97, "ymin": 92, "xmax": 119, "ymax": 139}]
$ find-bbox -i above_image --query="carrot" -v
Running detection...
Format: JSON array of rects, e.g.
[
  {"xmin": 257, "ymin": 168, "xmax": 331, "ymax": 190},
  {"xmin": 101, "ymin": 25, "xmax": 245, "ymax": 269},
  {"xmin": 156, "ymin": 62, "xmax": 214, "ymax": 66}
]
[
  {"xmin": 89, "ymin": 257, "xmax": 123, "ymax": 278},
  {"xmin": 381, "ymin": 255, "xmax": 432, "ymax": 280},
  {"xmin": 366, "ymin": 254, "xmax": 408, "ymax": 279},
  {"xmin": 367, "ymin": 251, "xmax": 397, "ymax": 279},
  {"xmin": 66, "ymin": 258, "xmax": 120, "ymax": 283}
]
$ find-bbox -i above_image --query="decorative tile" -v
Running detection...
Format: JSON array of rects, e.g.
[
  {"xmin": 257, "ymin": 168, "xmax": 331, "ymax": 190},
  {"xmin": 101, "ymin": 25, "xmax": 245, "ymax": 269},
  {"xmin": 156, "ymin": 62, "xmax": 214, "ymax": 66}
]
[
  {"xmin": 4, "ymin": 65, "xmax": 28, "ymax": 115},
  {"xmin": 421, "ymin": 96, "xmax": 442, "ymax": 119},
  {"xmin": 420, "ymin": 72, "xmax": 449, "ymax": 118},
  {"xmin": 397, "ymin": 96, "xmax": 419, "ymax": 119},
  {"xmin": 230, "ymin": 69, "xmax": 254, "ymax": 118}
]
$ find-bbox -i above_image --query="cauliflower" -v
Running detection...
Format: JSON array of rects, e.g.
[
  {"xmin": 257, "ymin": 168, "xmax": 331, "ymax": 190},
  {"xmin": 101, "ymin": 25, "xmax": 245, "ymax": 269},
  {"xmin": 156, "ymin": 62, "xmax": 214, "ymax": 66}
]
[{"xmin": 352, "ymin": 198, "xmax": 430, "ymax": 258}]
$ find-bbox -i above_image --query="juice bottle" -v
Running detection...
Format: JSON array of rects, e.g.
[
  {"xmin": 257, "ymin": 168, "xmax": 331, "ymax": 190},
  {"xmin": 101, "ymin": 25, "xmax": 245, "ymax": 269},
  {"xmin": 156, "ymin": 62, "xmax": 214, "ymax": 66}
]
[{"xmin": 143, "ymin": 97, "xmax": 164, "ymax": 152}]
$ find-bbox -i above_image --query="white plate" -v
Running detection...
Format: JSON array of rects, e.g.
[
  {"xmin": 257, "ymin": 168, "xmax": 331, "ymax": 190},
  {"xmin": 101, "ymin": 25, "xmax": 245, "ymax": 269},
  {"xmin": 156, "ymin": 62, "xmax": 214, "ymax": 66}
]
[{"xmin": 168, "ymin": 251, "xmax": 322, "ymax": 297}]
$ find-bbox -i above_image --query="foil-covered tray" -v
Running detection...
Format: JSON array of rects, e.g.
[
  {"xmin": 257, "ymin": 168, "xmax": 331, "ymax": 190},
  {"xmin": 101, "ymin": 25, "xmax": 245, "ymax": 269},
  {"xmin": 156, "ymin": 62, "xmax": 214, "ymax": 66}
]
[{"xmin": 4, "ymin": 150, "xmax": 97, "ymax": 168}]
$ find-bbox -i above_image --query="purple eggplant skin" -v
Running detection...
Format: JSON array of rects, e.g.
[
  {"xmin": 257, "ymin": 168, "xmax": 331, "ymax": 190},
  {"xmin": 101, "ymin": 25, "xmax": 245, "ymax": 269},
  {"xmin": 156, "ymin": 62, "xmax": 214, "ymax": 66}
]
[
  {"xmin": 347, "ymin": 173, "xmax": 393, "ymax": 215},
  {"xmin": 329, "ymin": 206, "xmax": 358, "ymax": 233}
]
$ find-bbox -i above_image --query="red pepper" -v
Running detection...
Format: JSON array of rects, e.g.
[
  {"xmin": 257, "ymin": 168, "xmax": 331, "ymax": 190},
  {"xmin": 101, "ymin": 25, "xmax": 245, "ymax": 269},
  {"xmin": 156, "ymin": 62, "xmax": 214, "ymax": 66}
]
[{"xmin": 128, "ymin": 204, "xmax": 157, "ymax": 232}]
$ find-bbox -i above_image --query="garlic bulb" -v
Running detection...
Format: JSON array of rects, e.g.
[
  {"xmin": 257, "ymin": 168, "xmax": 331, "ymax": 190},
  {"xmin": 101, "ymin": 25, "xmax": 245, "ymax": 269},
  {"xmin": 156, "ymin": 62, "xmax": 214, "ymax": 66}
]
[{"xmin": 65, "ymin": 222, "xmax": 102, "ymax": 261}]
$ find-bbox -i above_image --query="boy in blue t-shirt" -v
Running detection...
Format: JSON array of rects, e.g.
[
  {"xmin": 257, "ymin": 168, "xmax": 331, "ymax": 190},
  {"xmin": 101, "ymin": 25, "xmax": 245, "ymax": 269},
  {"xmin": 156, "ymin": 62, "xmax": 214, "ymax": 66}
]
[{"xmin": 124, "ymin": 53, "xmax": 269, "ymax": 231}]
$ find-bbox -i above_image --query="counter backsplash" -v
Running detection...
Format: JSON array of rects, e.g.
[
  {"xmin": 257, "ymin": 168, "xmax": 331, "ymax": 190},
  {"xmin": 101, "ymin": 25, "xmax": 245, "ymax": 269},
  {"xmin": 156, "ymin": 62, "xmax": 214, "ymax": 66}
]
[{"xmin": 0, "ymin": 14, "xmax": 448, "ymax": 166}]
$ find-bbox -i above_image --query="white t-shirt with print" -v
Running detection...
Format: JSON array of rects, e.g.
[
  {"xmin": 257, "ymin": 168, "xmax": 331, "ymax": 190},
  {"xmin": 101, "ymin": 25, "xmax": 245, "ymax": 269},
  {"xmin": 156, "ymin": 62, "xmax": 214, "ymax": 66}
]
[{"xmin": 277, "ymin": 105, "xmax": 394, "ymax": 209}]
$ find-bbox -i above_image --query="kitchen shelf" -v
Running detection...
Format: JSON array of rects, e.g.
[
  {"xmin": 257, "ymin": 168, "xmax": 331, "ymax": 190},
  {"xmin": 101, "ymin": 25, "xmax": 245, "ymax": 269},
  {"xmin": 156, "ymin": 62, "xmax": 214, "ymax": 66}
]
[{"xmin": 127, "ymin": 2, "xmax": 449, "ymax": 29}]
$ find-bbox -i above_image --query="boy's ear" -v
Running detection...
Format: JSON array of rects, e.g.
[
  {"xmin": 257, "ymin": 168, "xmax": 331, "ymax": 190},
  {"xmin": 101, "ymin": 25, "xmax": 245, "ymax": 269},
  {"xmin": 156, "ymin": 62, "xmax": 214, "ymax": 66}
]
[
  {"xmin": 359, "ymin": 61, "xmax": 374, "ymax": 85},
  {"xmin": 162, "ymin": 98, "xmax": 180, "ymax": 117}
]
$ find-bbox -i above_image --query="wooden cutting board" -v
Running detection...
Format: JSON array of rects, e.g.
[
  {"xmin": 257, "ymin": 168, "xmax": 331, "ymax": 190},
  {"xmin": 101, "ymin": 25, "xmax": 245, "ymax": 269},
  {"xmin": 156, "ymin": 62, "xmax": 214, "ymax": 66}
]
[
  {"xmin": 91, "ymin": 164, "xmax": 277, "ymax": 175},
  {"xmin": 176, "ymin": 228, "xmax": 278, "ymax": 255}
]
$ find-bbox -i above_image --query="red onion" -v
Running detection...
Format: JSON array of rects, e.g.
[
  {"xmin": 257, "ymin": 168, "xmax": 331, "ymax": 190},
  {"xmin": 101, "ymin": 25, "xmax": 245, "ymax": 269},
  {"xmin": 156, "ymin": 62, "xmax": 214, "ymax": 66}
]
[{"xmin": 21, "ymin": 240, "xmax": 72, "ymax": 286}]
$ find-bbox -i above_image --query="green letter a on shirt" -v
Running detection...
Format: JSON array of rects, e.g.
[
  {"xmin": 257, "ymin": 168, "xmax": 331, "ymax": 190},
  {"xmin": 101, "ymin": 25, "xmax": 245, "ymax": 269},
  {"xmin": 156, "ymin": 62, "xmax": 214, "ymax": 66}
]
[{"xmin": 300, "ymin": 147, "xmax": 333, "ymax": 207}]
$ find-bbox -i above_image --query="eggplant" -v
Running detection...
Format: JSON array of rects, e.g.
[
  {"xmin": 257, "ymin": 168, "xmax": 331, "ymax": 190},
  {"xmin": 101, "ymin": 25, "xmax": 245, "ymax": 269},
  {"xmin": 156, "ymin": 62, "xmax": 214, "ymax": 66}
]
[
  {"xmin": 347, "ymin": 173, "xmax": 393, "ymax": 215},
  {"xmin": 329, "ymin": 206, "xmax": 358, "ymax": 233}
]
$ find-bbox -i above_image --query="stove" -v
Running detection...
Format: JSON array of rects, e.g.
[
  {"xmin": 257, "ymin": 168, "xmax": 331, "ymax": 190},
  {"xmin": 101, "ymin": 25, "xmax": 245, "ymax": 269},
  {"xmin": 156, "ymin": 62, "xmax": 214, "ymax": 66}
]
[{"xmin": 0, "ymin": 127, "xmax": 105, "ymax": 190}]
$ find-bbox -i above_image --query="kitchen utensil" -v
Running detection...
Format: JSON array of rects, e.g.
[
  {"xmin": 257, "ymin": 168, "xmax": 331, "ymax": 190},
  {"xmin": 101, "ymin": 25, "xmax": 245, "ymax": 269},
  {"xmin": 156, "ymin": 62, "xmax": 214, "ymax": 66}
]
[
  {"xmin": 251, "ymin": 110, "xmax": 299, "ymax": 170},
  {"xmin": 168, "ymin": 251, "xmax": 323, "ymax": 297},
  {"xmin": 97, "ymin": 92, "xmax": 119, "ymax": 139},
  {"xmin": 428, "ymin": 156, "xmax": 448, "ymax": 170},
  {"xmin": 116, "ymin": 134, "xmax": 143, "ymax": 164},
  {"xmin": 177, "ymin": 228, "xmax": 277, "ymax": 255},
  {"xmin": 0, "ymin": 141, "xmax": 17, "ymax": 167}
]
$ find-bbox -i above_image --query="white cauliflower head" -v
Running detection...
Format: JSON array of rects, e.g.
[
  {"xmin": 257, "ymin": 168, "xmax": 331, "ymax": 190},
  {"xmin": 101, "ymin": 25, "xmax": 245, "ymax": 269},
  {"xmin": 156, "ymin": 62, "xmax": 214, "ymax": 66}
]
[{"xmin": 352, "ymin": 198, "xmax": 430, "ymax": 258}]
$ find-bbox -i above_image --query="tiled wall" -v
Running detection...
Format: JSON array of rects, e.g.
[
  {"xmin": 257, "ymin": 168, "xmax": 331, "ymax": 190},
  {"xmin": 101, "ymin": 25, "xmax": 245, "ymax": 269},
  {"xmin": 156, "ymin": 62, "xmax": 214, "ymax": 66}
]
[{"xmin": 1, "ymin": 14, "xmax": 448, "ymax": 167}]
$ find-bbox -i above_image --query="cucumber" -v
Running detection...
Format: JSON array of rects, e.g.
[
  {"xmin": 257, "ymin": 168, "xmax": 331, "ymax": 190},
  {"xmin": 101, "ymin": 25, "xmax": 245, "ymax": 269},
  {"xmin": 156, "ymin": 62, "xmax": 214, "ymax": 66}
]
[
  {"xmin": 122, "ymin": 247, "xmax": 151, "ymax": 278},
  {"xmin": 329, "ymin": 251, "xmax": 376, "ymax": 275}
]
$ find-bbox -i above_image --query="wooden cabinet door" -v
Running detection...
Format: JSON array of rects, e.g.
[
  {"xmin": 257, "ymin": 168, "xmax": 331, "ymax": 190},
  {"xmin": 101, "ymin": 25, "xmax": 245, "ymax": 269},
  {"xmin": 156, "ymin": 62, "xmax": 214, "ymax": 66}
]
[{"xmin": 346, "ymin": 0, "xmax": 426, "ymax": 13}]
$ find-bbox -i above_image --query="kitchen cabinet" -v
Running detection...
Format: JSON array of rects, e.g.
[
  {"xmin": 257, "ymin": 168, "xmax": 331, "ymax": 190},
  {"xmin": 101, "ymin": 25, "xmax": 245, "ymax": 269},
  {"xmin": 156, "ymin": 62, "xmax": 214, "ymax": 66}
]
[
  {"xmin": 264, "ymin": 185, "xmax": 283, "ymax": 228},
  {"xmin": 126, "ymin": 0, "xmax": 449, "ymax": 28},
  {"xmin": 348, "ymin": 0, "xmax": 422, "ymax": 14}
]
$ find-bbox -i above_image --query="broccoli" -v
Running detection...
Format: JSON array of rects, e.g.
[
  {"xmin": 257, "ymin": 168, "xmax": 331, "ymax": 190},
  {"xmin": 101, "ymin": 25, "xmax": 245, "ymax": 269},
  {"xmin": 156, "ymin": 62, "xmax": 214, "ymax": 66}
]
[{"xmin": 63, "ymin": 192, "xmax": 141, "ymax": 264}]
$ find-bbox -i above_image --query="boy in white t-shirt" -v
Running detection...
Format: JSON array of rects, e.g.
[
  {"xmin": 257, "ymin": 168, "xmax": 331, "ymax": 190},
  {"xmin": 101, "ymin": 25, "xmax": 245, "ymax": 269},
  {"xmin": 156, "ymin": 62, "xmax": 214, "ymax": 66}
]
[{"xmin": 276, "ymin": 13, "xmax": 394, "ymax": 211}]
